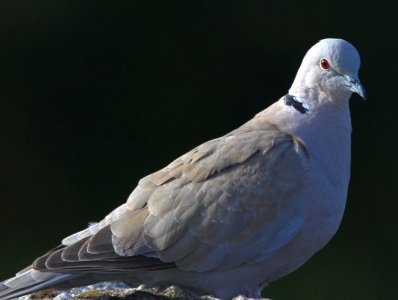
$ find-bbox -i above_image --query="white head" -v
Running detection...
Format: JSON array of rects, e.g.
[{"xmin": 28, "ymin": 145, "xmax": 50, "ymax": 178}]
[{"xmin": 289, "ymin": 39, "xmax": 366, "ymax": 105}]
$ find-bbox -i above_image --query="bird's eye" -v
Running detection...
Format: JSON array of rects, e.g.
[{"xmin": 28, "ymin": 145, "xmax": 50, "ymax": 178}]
[{"xmin": 319, "ymin": 58, "xmax": 330, "ymax": 70}]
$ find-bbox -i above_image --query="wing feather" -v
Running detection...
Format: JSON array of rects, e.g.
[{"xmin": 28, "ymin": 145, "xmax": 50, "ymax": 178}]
[{"xmin": 31, "ymin": 118, "xmax": 309, "ymax": 275}]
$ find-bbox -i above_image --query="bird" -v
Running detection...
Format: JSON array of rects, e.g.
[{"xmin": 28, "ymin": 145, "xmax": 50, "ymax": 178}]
[{"xmin": 0, "ymin": 38, "xmax": 366, "ymax": 300}]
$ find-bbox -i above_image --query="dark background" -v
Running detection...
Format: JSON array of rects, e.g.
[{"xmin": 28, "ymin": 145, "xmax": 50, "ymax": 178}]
[{"xmin": 0, "ymin": 1, "xmax": 396, "ymax": 299}]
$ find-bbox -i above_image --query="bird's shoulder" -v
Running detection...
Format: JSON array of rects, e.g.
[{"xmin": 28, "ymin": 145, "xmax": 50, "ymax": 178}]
[
  {"xmin": 60, "ymin": 115, "xmax": 310, "ymax": 272},
  {"xmin": 130, "ymin": 115, "xmax": 308, "ymax": 208}
]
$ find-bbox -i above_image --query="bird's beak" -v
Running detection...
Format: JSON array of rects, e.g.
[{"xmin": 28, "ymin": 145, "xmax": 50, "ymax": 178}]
[{"xmin": 344, "ymin": 75, "xmax": 367, "ymax": 100}]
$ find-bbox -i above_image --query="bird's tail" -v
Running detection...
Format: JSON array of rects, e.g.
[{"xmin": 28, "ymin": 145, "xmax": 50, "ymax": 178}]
[{"xmin": 0, "ymin": 266, "xmax": 81, "ymax": 300}]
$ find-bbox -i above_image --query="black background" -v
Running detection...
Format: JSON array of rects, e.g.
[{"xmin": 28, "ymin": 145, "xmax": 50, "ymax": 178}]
[{"xmin": 0, "ymin": 1, "xmax": 397, "ymax": 299}]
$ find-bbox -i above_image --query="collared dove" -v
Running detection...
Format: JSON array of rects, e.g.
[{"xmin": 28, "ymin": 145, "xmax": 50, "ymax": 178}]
[{"xmin": 0, "ymin": 38, "xmax": 365, "ymax": 300}]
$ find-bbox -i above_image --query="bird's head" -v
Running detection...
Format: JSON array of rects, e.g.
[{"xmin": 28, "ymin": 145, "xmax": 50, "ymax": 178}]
[{"xmin": 289, "ymin": 38, "xmax": 366, "ymax": 105}]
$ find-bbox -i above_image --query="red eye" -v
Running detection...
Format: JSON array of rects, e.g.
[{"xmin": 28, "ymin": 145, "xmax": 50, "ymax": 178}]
[{"xmin": 320, "ymin": 58, "xmax": 330, "ymax": 70}]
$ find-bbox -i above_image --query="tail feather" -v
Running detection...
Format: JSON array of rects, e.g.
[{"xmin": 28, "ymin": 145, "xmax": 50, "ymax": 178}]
[
  {"xmin": 16, "ymin": 266, "xmax": 34, "ymax": 277},
  {"xmin": 0, "ymin": 269, "xmax": 80, "ymax": 300}
]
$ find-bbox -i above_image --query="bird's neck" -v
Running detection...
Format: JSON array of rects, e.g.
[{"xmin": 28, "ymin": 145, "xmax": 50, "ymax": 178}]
[
  {"xmin": 264, "ymin": 94, "xmax": 352, "ymax": 145},
  {"xmin": 261, "ymin": 95, "xmax": 352, "ymax": 185}
]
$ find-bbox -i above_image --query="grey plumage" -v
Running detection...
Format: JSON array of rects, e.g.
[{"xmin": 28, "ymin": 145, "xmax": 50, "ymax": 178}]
[{"xmin": 0, "ymin": 38, "xmax": 365, "ymax": 300}]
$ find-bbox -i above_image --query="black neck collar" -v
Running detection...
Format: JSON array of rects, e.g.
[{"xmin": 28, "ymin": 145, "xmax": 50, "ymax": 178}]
[{"xmin": 284, "ymin": 94, "xmax": 308, "ymax": 114}]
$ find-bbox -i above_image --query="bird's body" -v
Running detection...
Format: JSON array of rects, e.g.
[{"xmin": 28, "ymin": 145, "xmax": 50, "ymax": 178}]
[{"xmin": 0, "ymin": 38, "xmax": 365, "ymax": 300}]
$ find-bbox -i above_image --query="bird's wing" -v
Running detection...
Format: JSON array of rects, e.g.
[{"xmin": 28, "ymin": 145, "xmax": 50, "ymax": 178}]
[{"xmin": 33, "ymin": 118, "xmax": 310, "ymax": 273}]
